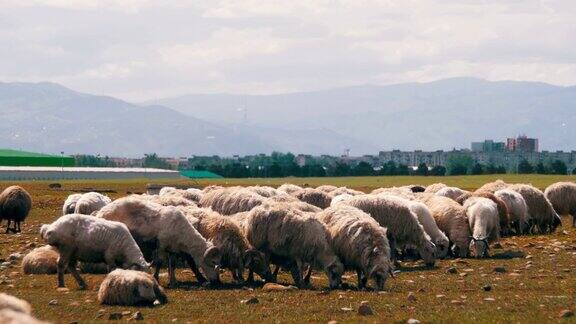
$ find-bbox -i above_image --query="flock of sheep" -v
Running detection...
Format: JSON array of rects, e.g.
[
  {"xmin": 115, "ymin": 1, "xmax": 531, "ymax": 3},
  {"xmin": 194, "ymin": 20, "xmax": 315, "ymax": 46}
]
[{"xmin": 0, "ymin": 180, "xmax": 575, "ymax": 321}]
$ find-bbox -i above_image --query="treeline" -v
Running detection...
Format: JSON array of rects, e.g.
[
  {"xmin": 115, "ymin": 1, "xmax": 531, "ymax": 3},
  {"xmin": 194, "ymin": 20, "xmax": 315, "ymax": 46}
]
[{"xmin": 517, "ymin": 159, "xmax": 574, "ymax": 175}]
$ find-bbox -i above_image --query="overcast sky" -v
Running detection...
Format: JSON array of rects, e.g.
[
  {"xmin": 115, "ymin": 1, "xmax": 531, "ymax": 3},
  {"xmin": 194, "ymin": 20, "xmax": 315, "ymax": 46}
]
[{"xmin": 1, "ymin": 0, "xmax": 575, "ymax": 101}]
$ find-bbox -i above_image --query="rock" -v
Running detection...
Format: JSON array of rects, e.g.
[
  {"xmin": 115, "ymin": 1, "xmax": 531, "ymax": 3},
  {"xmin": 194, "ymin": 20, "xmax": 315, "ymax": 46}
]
[
  {"xmin": 121, "ymin": 311, "xmax": 131, "ymax": 316},
  {"xmin": 358, "ymin": 301, "xmax": 374, "ymax": 316},
  {"xmin": 451, "ymin": 300, "xmax": 463, "ymax": 305},
  {"xmin": 407, "ymin": 292, "xmax": 417, "ymax": 302},
  {"xmin": 56, "ymin": 287, "xmax": 70, "ymax": 293},
  {"xmin": 241, "ymin": 297, "xmax": 259, "ymax": 304},
  {"xmin": 262, "ymin": 283, "xmax": 297, "ymax": 291},
  {"xmin": 1, "ymin": 261, "xmax": 12, "ymax": 267},
  {"xmin": 559, "ymin": 310, "xmax": 574, "ymax": 318},
  {"xmin": 436, "ymin": 294, "xmax": 446, "ymax": 298},
  {"xmin": 484, "ymin": 298, "xmax": 496, "ymax": 302},
  {"xmin": 131, "ymin": 311, "xmax": 144, "ymax": 321},
  {"xmin": 340, "ymin": 307, "xmax": 353, "ymax": 312},
  {"xmin": 459, "ymin": 273, "xmax": 468, "ymax": 277},
  {"xmin": 48, "ymin": 299, "xmax": 58, "ymax": 306},
  {"xmin": 153, "ymin": 300, "xmax": 161, "ymax": 306},
  {"xmin": 407, "ymin": 319, "xmax": 421, "ymax": 324},
  {"xmin": 482, "ymin": 284, "xmax": 492, "ymax": 292},
  {"xmin": 8, "ymin": 253, "xmax": 22, "ymax": 261},
  {"xmin": 446, "ymin": 267, "xmax": 458, "ymax": 274},
  {"xmin": 327, "ymin": 321, "xmax": 337, "ymax": 324},
  {"xmin": 108, "ymin": 312, "xmax": 123, "ymax": 320},
  {"xmin": 493, "ymin": 266, "xmax": 506, "ymax": 273}
]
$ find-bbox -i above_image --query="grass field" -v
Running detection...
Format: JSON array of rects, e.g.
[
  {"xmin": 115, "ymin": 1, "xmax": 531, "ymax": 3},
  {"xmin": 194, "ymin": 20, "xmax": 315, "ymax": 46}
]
[{"xmin": 0, "ymin": 175, "xmax": 575, "ymax": 323}]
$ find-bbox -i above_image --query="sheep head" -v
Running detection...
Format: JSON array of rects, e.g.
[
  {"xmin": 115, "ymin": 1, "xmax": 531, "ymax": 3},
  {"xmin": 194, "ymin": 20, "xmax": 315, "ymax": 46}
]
[{"xmin": 244, "ymin": 248, "xmax": 272, "ymax": 282}]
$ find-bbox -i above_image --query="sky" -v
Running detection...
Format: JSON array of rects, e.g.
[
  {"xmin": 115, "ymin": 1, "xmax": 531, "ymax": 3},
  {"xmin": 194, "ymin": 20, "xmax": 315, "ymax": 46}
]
[{"xmin": 1, "ymin": 0, "xmax": 575, "ymax": 101}]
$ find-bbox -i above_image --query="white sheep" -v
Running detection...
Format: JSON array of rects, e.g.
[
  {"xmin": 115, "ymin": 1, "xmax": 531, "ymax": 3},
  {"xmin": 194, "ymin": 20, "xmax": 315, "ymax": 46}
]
[
  {"xmin": 0, "ymin": 293, "xmax": 32, "ymax": 314},
  {"xmin": 40, "ymin": 213, "xmax": 149, "ymax": 289},
  {"xmin": 62, "ymin": 193, "xmax": 82, "ymax": 215},
  {"xmin": 96, "ymin": 197, "xmax": 221, "ymax": 287},
  {"xmin": 435, "ymin": 187, "xmax": 469, "ymax": 201},
  {"xmin": 0, "ymin": 309, "xmax": 47, "ymax": 324},
  {"xmin": 277, "ymin": 183, "xmax": 303, "ymax": 194},
  {"xmin": 316, "ymin": 204, "xmax": 392, "ymax": 290},
  {"xmin": 160, "ymin": 187, "xmax": 202, "ymax": 203},
  {"xmin": 74, "ymin": 192, "xmax": 112, "ymax": 215},
  {"xmin": 97, "ymin": 269, "xmax": 167, "ymax": 306},
  {"xmin": 200, "ymin": 187, "xmax": 265, "ymax": 215},
  {"xmin": 463, "ymin": 197, "xmax": 500, "ymax": 258},
  {"xmin": 544, "ymin": 181, "xmax": 576, "ymax": 227},
  {"xmin": 494, "ymin": 189, "xmax": 528, "ymax": 234},
  {"xmin": 508, "ymin": 184, "xmax": 561, "ymax": 233},
  {"xmin": 22, "ymin": 245, "xmax": 59, "ymax": 274}
]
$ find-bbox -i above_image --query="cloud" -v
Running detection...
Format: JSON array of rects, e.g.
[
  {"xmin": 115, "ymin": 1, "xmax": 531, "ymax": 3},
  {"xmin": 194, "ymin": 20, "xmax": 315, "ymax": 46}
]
[{"xmin": 0, "ymin": 0, "xmax": 575, "ymax": 101}]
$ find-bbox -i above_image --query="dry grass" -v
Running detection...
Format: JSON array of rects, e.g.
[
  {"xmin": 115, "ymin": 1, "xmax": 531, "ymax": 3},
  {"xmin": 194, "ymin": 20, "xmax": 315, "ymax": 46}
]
[{"xmin": 0, "ymin": 176, "xmax": 575, "ymax": 323}]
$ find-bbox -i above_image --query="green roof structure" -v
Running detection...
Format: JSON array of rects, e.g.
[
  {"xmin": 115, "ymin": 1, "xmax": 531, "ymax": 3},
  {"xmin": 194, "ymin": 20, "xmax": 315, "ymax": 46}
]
[
  {"xmin": 0, "ymin": 149, "xmax": 75, "ymax": 167},
  {"xmin": 180, "ymin": 170, "xmax": 223, "ymax": 179}
]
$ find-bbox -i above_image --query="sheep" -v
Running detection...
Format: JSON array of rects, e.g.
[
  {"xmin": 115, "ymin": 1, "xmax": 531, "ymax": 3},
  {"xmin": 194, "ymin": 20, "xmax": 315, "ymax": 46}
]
[
  {"xmin": 508, "ymin": 184, "xmax": 561, "ymax": 233},
  {"xmin": 404, "ymin": 200, "xmax": 450, "ymax": 259},
  {"xmin": 0, "ymin": 293, "xmax": 32, "ymax": 315},
  {"xmin": 330, "ymin": 194, "xmax": 354, "ymax": 207},
  {"xmin": 62, "ymin": 193, "xmax": 82, "ymax": 215},
  {"xmin": 316, "ymin": 185, "xmax": 338, "ymax": 193},
  {"xmin": 245, "ymin": 186, "xmax": 279, "ymax": 198},
  {"xmin": 436, "ymin": 187, "xmax": 469, "ymax": 201},
  {"xmin": 463, "ymin": 197, "xmax": 500, "ymax": 258},
  {"xmin": 370, "ymin": 187, "xmax": 416, "ymax": 200},
  {"xmin": 177, "ymin": 207, "xmax": 272, "ymax": 283},
  {"xmin": 22, "ymin": 245, "xmax": 59, "ymax": 275},
  {"xmin": 328, "ymin": 187, "xmax": 365, "ymax": 198},
  {"xmin": 424, "ymin": 183, "xmax": 448, "ymax": 194},
  {"xmin": 136, "ymin": 193, "xmax": 197, "ymax": 207},
  {"xmin": 277, "ymin": 183, "xmax": 303, "ymax": 195},
  {"xmin": 476, "ymin": 179, "xmax": 509, "ymax": 194},
  {"xmin": 316, "ymin": 205, "xmax": 392, "ymax": 290},
  {"xmin": 245, "ymin": 204, "xmax": 344, "ymax": 289},
  {"xmin": 74, "ymin": 192, "xmax": 112, "ymax": 215},
  {"xmin": 494, "ymin": 189, "xmax": 529, "ymax": 234},
  {"xmin": 544, "ymin": 181, "xmax": 576, "ymax": 227},
  {"xmin": 291, "ymin": 188, "xmax": 332, "ymax": 209},
  {"xmin": 263, "ymin": 195, "xmax": 321, "ymax": 213},
  {"xmin": 98, "ymin": 269, "xmax": 167, "ymax": 306},
  {"xmin": 456, "ymin": 191, "xmax": 511, "ymax": 236},
  {"xmin": 200, "ymin": 187, "xmax": 265, "ymax": 215},
  {"xmin": 96, "ymin": 198, "xmax": 221, "ymax": 287},
  {"xmin": 0, "ymin": 186, "xmax": 32, "ymax": 233},
  {"xmin": 0, "ymin": 309, "xmax": 47, "ymax": 324},
  {"xmin": 341, "ymin": 195, "xmax": 437, "ymax": 266},
  {"xmin": 40, "ymin": 213, "xmax": 149, "ymax": 289},
  {"xmin": 160, "ymin": 187, "xmax": 202, "ymax": 203},
  {"xmin": 415, "ymin": 194, "xmax": 471, "ymax": 258},
  {"xmin": 202, "ymin": 185, "xmax": 224, "ymax": 193}
]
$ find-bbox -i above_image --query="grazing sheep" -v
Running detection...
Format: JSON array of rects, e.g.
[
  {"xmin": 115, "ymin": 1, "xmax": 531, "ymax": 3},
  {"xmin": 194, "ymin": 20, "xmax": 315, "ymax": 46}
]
[
  {"xmin": 200, "ymin": 187, "xmax": 265, "ymax": 215},
  {"xmin": 404, "ymin": 200, "xmax": 450, "ymax": 259},
  {"xmin": 456, "ymin": 192, "xmax": 510, "ymax": 236},
  {"xmin": 0, "ymin": 293, "xmax": 32, "ymax": 314},
  {"xmin": 97, "ymin": 198, "xmax": 221, "ymax": 287},
  {"xmin": 202, "ymin": 185, "xmax": 224, "ymax": 193},
  {"xmin": 316, "ymin": 205, "xmax": 392, "ymax": 290},
  {"xmin": 436, "ymin": 187, "xmax": 469, "ymax": 201},
  {"xmin": 98, "ymin": 269, "xmax": 167, "ymax": 306},
  {"xmin": 160, "ymin": 187, "xmax": 202, "ymax": 203},
  {"xmin": 178, "ymin": 207, "xmax": 272, "ymax": 283},
  {"xmin": 544, "ymin": 182, "xmax": 576, "ymax": 227},
  {"xmin": 342, "ymin": 195, "xmax": 437, "ymax": 266},
  {"xmin": 263, "ymin": 195, "xmax": 321, "ymax": 213},
  {"xmin": 416, "ymin": 194, "xmax": 471, "ymax": 258},
  {"xmin": 137, "ymin": 193, "xmax": 197, "ymax": 207},
  {"xmin": 74, "ymin": 192, "xmax": 112, "ymax": 215},
  {"xmin": 508, "ymin": 184, "xmax": 561, "ymax": 233},
  {"xmin": 476, "ymin": 179, "xmax": 509, "ymax": 194},
  {"xmin": 494, "ymin": 189, "xmax": 529, "ymax": 234},
  {"xmin": 277, "ymin": 183, "xmax": 303, "ymax": 195},
  {"xmin": 245, "ymin": 186, "xmax": 278, "ymax": 198},
  {"xmin": 245, "ymin": 204, "xmax": 344, "ymax": 289},
  {"xmin": 0, "ymin": 186, "xmax": 32, "ymax": 233},
  {"xmin": 328, "ymin": 187, "xmax": 365, "ymax": 198},
  {"xmin": 0, "ymin": 309, "xmax": 46, "ymax": 324},
  {"xmin": 371, "ymin": 187, "xmax": 416, "ymax": 200},
  {"xmin": 463, "ymin": 197, "xmax": 500, "ymax": 258},
  {"xmin": 424, "ymin": 183, "xmax": 448, "ymax": 194},
  {"xmin": 22, "ymin": 245, "xmax": 59, "ymax": 275},
  {"xmin": 291, "ymin": 188, "xmax": 332, "ymax": 209},
  {"xmin": 62, "ymin": 193, "xmax": 82, "ymax": 215},
  {"xmin": 330, "ymin": 193, "xmax": 354, "ymax": 207},
  {"xmin": 316, "ymin": 185, "xmax": 338, "ymax": 193},
  {"xmin": 40, "ymin": 213, "xmax": 149, "ymax": 289}
]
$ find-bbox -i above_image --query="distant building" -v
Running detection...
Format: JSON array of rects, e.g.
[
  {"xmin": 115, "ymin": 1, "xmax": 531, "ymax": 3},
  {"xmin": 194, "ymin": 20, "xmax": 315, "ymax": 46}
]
[
  {"xmin": 506, "ymin": 135, "xmax": 539, "ymax": 152},
  {"xmin": 471, "ymin": 140, "xmax": 505, "ymax": 152}
]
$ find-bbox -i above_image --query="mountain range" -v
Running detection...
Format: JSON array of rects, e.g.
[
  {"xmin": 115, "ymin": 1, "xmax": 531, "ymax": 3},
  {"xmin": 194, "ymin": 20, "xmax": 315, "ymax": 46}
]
[{"xmin": 1, "ymin": 78, "xmax": 575, "ymax": 157}]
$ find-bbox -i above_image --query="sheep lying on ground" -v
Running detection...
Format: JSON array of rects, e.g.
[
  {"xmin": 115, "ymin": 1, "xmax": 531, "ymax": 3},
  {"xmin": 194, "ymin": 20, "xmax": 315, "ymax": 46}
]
[
  {"xmin": 457, "ymin": 191, "xmax": 510, "ymax": 236},
  {"xmin": 416, "ymin": 194, "xmax": 471, "ymax": 258},
  {"xmin": 508, "ymin": 184, "xmax": 561, "ymax": 233},
  {"xmin": 476, "ymin": 179, "xmax": 509, "ymax": 193},
  {"xmin": 245, "ymin": 204, "xmax": 344, "ymax": 289},
  {"xmin": 494, "ymin": 189, "xmax": 528, "ymax": 234},
  {"xmin": 291, "ymin": 188, "xmax": 332, "ymax": 209},
  {"xmin": 97, "ymin": 198, "xmax": 221, "ymax": 287},
  {"xmin": 341, "ymin": 195, "xmax": 436, "ymax": 266},
  {"xmin": 40, "ymin": 214, "xmax": 149, "ymax": 289},
  {"xmin": 424, "ymin": 183, "xmax": 448, "ymax": 194},
  {"xmin": 463, "ymin": 197, "xmax": 500, "ymax": 258},
  {"xmin": 98, "ymin": 269, "xmax": 167, "ymax": 306},
  {"xmin": 277, "ymin": 183, "xmax": 303, "ymax": 195},
  {"xmin": 160, "ymin": 187, "xmax": 202, "ymax": 203},
  {"xmin": 0, "ymin": 186, "xmax": 32, "ymax": 233},
  {"xmin": 316, "ymin": 205, "xmax": 392, "ymax": 290},
  {"xmin": 178, "ymin": 207, "xmax": 272, "ymax": 283},
  {"xmin": 74, "ymin": 192, "xmax": 111, "ymax": 215},
  {"xmin": 62, "ymin": 193, "xmax": 82, "ymax": 215},
  {"xmin": 22, "ymin": 245, "xmax": 59, "ymax": 274},
  {"xmin": 436, "ymin": 187, "xmax": 468, "ymax": 201},
  {"xmin": 200, "ymin": 187, "xmax": 265, "ymax": 215},
  {"xmin": 544, "ymin": 181, "xmax": 576, "ymax": 227}
]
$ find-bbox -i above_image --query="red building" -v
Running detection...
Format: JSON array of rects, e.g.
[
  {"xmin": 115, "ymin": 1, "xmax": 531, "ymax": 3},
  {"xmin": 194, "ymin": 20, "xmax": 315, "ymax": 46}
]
[{"xmin": 506, "ymin": 135, "xmax": 539, "ymax": 152}]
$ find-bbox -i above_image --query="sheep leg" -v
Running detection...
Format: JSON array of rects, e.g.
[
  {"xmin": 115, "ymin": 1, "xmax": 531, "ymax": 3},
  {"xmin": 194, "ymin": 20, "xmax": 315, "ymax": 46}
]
[
  {"xmin": 356, "ymin": 269, "xmax": 367, "ymax": 290},
  {"xmin": 56, "ymin": 254, "xmax": 69, "ymax": 288},
  {"xmin": 303, "ymin": 265, "xmax": 312, "ymax": 285},
  {"xmin": 67, "ymin": 259, "xmax": 87, "ymax": 290},
  {"xmin": 167, "ymin": 254, "xmax": 178, "ymax": 288},
  {"xmin": 185, "ymin": 255, "xmax": 207, "ymax": 284},
  {"xmin": 16, "ymin": 221, "xmax": 21, "ymax": 233},
  {"xmin": 289, "ymin": 265, "xmax": 303, "ymax": 288},
  {"xmin": 153, "ymin": 259, "xmax": 163, "ymax": 281},
  {"xmin": 5, "ymin": 219, "xmax": 11, "ymax": 233},
  {"xmin": 272, "ymin": 265, "xmax": 281, "ymax": 282},
  {"xmin": 246, "ymin": 269, "xmax": 255, "ymax": 283}
]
